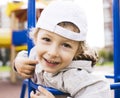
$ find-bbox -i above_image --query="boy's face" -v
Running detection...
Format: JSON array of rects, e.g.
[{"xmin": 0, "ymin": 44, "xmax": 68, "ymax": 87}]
[{"xmin": 35, "ymin": 29, "xmax": 79, "ymax": 74}]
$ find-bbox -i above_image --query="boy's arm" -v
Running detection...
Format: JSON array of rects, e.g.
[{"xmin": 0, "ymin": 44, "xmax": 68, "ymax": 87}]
[{"xmin": 13, "ymin": 50, "xmax": 38, "ymax": 79}]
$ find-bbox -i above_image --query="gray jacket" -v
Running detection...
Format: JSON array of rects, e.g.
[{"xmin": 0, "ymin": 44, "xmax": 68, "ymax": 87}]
[
  {"xmin": 17, "ymin": 48, "xmax": 111, "ymax": 98},
  {"xmin": 35, "ymin": 60, "xmax": 111, "ymax": 98}
]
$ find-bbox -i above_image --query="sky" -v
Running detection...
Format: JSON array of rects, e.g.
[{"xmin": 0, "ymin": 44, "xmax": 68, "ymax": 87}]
[
  {"xmin": 1, "ymin": 0, "xmax": 105, "ymax": 48},
  {"xmin": 74, "ymin": 0, "xmax": 104, "ymax": 48}
]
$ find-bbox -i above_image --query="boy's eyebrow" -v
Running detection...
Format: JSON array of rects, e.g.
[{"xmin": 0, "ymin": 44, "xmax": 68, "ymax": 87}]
[{"xmin": 39, "ymin": 30, "xmax": 78, "ymax": 44}]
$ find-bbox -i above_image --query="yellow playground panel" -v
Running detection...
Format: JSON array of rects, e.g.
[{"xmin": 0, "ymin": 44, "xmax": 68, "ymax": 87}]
[
  {"xmin": 0, "ymin": 28, "xmax": 27, "ymax": 51},
  {"xmin": 0, "ymin": 28, "xmax": 12, "ymax": 48}
]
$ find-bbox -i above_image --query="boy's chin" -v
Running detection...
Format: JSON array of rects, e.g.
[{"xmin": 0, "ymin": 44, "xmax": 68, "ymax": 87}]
[{"xmin": 44, "ymin": 68, "xmax": 59, "ymax": 74}]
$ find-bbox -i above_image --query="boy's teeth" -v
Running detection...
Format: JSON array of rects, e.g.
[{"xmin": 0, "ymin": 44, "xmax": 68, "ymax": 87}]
[
  {"xmin": 48, "ymin": 60, "xmax": 58, "ymax": 64},
  {"xmin": 49, "ymin": 61, "xmax": 55, "ymax": 64}
]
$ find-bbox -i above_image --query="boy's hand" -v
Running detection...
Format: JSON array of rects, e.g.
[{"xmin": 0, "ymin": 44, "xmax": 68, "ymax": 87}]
[
  {"xmin": 14, "ymin": 57, "xmax": 38, "ymax": 78},
  {"xmin": 30, "ymin": 86, "xmax": 55, "ymax": 98}
]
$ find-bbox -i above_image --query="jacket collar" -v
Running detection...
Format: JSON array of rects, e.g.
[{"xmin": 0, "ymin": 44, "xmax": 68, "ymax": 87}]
[{"xmin": 61, "ymin": 60, "xmax": 93, "ymax": 73}]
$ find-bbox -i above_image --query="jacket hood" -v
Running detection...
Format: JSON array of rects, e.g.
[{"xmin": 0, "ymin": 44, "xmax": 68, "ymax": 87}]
[{"xmin": 61, "ymin": 60, "xmax": 93, "ymax": 73}]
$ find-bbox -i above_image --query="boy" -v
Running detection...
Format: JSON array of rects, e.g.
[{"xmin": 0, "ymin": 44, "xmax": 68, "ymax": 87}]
[{"xmin": 14, "ymin": 1, "xmax": 111, "ymax": 98}]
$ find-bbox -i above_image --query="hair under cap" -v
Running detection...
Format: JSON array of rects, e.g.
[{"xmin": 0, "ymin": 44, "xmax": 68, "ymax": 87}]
[{"xmin": 36, "ymin": 1, "xmax": 88, "ymax": 41}]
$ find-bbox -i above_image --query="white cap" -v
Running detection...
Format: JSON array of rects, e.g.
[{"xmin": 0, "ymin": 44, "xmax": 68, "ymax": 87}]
[{"xmin": 36, "ymin": 1, "xmax": 88, "ymax": 41}]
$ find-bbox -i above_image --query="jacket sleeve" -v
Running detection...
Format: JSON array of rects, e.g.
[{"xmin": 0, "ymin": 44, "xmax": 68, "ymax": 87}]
[
  {"xmin": 63, "ymin": 69, "xmax": 111, "ymax": 98},
  {"xmin": 13, "ymin": 50, "xmax": 28, "ymax": 72},
  {"xmin": 15, "ymin": 46, "xmax": 36, "ymax": 59},
  {"xmin": 16, "ymin": 50, "xmax": 28, "ymax": 58},
  {"xmin": 73, "ymin": 77, "xmax": 111, "ymax": 98}
]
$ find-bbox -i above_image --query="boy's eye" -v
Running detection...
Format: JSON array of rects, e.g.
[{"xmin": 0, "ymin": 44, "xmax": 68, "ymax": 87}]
[
  {"xmin": 62, "ymin": 43, "xmax": 72, "ymax": 48},
  {"xmin": 42, "ymin": 37, "xmax": 51, "ymax": 42}
]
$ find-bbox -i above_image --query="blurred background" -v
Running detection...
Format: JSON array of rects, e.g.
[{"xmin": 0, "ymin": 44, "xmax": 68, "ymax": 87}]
[{"xmin": 0, "ymin": 0, "xmax": 114, "ymax": 98}]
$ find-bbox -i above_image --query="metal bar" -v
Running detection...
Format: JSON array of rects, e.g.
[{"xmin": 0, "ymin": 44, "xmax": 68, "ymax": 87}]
[
  {"xmin": 27, "ymin": 0, "xmax": 36, "ymax": 55},
  {"xmin": 105, "ymin": 75, "xmax": 114, "ymax": 79},
  {"xmin": 27, "ymin": 0, "xmax": 36, "ymax": 98},
  {"xmin": 113, "ymin": 0, "xmax": 120, "ymax": 97},
  {"xmin": 20, "ymin": 83, "xmax": 27, "ymax": 98},
  {"xmin": 111, "ymin": 83, "xmax": 120, "ymax": 90}
]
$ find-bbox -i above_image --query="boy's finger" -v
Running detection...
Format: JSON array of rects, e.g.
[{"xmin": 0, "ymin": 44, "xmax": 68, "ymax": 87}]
[
  {"xmin": 30, "ymin": 91, "xmax": 34, "ymax": 98},
  {"xmin": 38, "ymin": 86, "xmax": 54, "ymax": 97},
  {"xmin": 36, "ymin": 90, "xmax": 41, "ymax": 96},
  {"xmin": 25, "ymin": 59, "xmax": 38, "ymax": 65},
  {"xmin": 22, "ymin": 69, "xmax": 34, "ymax": 74},
  {"xmin": 23, "ymin": 64, "xmax": 36, "ymax": 70},
  {"xmin": 20, "ymin": 73, "xmax": 33, "ymax": 78}
]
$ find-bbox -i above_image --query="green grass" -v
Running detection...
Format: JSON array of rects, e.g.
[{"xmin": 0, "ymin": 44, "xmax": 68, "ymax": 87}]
[
  {"xmin": 97, "ymin": 61, "xmax": 113, "ymax": 66},
  {"xmin": 0, "ymin": 66, "xmax": 11, "ymax": 72},
  {"xmin": 104, "ymin": 61, "xmax": 113, "ymax": 65}
]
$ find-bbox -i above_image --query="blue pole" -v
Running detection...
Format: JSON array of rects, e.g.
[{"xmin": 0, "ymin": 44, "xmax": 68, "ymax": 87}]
[
  {"xmin": 113, "ymin": 0, "xmax": 120, "ymax": 97},
  {"xmin": 27, "ymin": 0, "xmax": 36, "ymax": 55},
  {"xmin": 27, "ymin": 0, "xmax": 36, "ymax": 98}
]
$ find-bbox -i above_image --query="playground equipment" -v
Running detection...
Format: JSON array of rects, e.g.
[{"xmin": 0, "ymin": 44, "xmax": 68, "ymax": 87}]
[
  {"xmin": 3, "ymin": 1, "xmax": 46, "ymax": 83},
  {"xmin": 20, "ymin": 0, "xmax": 120, "ymax": 98},
  {"xmin": 11, "ymin": 30, "xmax": 28, "ymax": 83},
  {"xmin": 0, "ymin": 28, "xmax": 27, "ymax": 50},
  {"xmin": 110, "ymin": 0, "xmax": 120, "ymax": 98},
  {"xmin": 103, "ymin": 0, "xmax": 120, "ymax": 98},
  {"xmin": 0, "ymin": 28, "xmax": 11, "ymax": 48},
  {"xmin": 12, "ymin": 29, "xmax": 27, "ymax": 46}
]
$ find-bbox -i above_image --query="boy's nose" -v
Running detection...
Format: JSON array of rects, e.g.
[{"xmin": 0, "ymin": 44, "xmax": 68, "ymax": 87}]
[{"xmin": 48, "ymin": 46, "xmax": 59, "ymax": 57}]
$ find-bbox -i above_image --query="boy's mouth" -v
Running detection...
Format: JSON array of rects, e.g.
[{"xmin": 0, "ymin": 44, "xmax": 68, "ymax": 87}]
[{"xmin": 44, "ymin": 58, "xmax": 60, "ymax": 67}]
